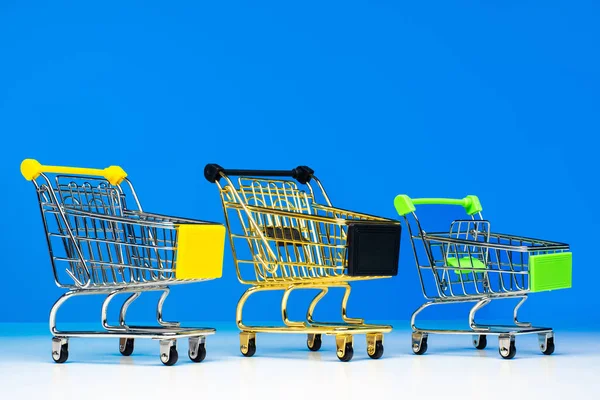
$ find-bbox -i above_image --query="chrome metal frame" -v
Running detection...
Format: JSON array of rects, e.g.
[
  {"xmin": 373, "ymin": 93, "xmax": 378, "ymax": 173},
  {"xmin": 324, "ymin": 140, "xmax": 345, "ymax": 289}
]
[
  {"xmin": 29, "ymin": 172, "xmax": 219, "ymax": 365},
  {"xmin": 402, "ymin": 207, "xmax": 570, "ymax": 358}
]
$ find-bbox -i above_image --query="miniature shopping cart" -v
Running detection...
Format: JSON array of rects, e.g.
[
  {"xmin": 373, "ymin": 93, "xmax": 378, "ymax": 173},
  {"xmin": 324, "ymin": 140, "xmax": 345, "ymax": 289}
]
[
  {"xmin": 22, "ymin": 159, "xmax": 226, "ymax": 365},
  {"xmin": 394, "ymin": 195, "xmax": 572, "ymax": 359},
  {"xmin": 205, "ymin": 164, "xmax": 401, "ymax": 361}
]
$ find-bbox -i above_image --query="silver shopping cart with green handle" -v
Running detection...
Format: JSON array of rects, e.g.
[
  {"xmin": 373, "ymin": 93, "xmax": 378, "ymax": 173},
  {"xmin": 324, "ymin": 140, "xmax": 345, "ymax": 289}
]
[{"xmin": 394, "ymin": 194, "xmax": 572, "ymax": 359}]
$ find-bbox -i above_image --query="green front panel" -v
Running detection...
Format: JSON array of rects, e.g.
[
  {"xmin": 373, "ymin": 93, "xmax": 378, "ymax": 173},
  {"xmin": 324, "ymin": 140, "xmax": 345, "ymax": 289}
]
[{"xmin": 529, "ymin": 252, "xmax": 572, "ymax": 292}]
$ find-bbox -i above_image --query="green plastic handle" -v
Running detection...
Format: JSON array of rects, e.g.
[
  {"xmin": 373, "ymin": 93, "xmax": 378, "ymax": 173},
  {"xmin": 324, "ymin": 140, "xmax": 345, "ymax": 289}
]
[{"xmin": 394, "ymin": 194, "xmax": 482, "ymax": 216}]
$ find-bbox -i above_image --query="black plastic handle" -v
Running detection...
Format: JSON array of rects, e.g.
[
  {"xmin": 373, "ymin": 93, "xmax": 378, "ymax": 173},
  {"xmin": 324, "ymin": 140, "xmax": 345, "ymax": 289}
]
[{"xmin": 204, "ymin": 164, "xmax": 314, "ymax": 184}]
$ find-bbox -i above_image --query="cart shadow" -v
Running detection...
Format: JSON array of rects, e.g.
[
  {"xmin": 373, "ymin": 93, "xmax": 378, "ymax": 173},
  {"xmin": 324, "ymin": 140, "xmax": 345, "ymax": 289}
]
[
  {"xmin": 35, "ymin": 351, "xmax": 226, "ymax": 367},
  {"xmin": 410, "ymin": 346, "xmax": 575, "ymax": 359},
  {"xmin": 242, "ymin": 345, "xmax": 405, "ymax": 362}
]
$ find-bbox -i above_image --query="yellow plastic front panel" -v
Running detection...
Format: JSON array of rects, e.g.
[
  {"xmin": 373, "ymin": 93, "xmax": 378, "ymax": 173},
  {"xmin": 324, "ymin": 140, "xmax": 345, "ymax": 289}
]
[{"xmin": 175, "ymin": 224, "xmax": 226, "ymax": 280}]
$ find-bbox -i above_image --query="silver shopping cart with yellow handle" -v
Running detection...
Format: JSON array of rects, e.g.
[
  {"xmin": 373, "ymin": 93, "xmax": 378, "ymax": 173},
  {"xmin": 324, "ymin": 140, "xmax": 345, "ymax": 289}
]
[
  {"xmin": 205, "ymin": 164, "xmax": 401, "ymax": 361},
  {"xmin": 22, "ymin": 159, "xmax": 226, "ymax": 365},
  {"xmin": 394, "ymin": 194, "xmax": 572, "ymax": 359}
]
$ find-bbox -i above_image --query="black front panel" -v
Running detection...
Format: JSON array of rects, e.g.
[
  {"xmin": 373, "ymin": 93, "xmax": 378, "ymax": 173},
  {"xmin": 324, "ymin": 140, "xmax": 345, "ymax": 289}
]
[{"xmin": 347, "ymin": 223, "xmax": 401, "ymax": 276}]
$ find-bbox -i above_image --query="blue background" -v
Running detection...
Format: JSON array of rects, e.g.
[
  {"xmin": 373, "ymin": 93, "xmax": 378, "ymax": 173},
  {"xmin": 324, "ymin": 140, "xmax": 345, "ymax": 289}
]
[{"xmin": 0, "ymin": 1, "xmax": 598, "ymax": 328}]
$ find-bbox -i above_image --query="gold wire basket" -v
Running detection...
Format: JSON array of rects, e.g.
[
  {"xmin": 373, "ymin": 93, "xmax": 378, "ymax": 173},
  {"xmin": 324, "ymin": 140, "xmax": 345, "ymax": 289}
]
[{"xmin": 205, "ymin": 164, "xmax": 401, "ymax": 361}]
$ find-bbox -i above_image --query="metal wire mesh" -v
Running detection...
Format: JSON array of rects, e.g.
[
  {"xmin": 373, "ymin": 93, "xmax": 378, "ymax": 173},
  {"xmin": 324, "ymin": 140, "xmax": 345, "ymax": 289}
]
[
  {"xmin": 219, "ymin": 177, "xmax": 389, "ymax": 283},
  {"xmin": 35, "ymin": 175, "xmax": 201, "ymax": 288},
  {"xmin": 405, "ymin": 214, "xmax": 569, "ymax": 299}
]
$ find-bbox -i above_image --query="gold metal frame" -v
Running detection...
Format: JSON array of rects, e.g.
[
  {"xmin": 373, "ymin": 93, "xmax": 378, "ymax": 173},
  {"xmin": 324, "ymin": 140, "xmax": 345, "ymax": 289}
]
[{"xmin": 210, "ymin": 170, "xmax": 397, "ymax": 361}]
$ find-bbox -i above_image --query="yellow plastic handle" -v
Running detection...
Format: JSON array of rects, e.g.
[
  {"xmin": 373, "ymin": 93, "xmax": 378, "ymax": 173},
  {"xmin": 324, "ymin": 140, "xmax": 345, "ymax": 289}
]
[{"xmin": 21, "ymin": 159, "xmax": 128, "ymax": 185}]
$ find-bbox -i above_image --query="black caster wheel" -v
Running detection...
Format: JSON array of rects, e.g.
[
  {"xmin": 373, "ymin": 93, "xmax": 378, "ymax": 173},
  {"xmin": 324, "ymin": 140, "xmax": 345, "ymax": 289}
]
[
  {"xmin": 161, "ymin": 346, "xmax": 179, "ymax": 366},
  {"xmin": 189, "ymin": 342, "xmax": 207, "ymax": 363},
  {"xmin": 119, "ymin": 338, "xmax": 134, "ymax": 356},
  {"xmin": 307, "ymin": 334, "xmax": 322, "ymax": 351},
  {"xmin": 241, "ymin": 338, "xmax": 256, "ymax": 357},
  {"xmin": 52, "ymin": 342, "xmax": 69, "ymax": 364},
  {"xmin": 499, "ymin": 342, "xmax": 517, "ymax": 360},
  {"xmin": 337, "ymin": 343, "xmax": 354, "ymax": 362},
  {"xmin": 412, "ymin": 336, "xmax": 428, "ymax": 355},
  {"xmin": 474, "ymin": 335, "xmax": 487, "ymax": 350},
  {"xmin": 541, "ymin": 337, "xmax": 555, "ymax": 355},
  {"xmin": 368, "ymin": 341, "xmax": 384, "ymax": 359}
]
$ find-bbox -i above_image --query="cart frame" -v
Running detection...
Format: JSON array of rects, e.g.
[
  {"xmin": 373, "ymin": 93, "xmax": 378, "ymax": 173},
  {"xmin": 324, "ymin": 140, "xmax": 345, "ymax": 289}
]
[
  {"xmin": 22, "ymin": 159, "xmax": 224, "ymax": 365},
  {"xmin": 395, "ymin": 194, "xmax": 572, "ymax": 359},
  {"xmin": 205, "ymin": 164, "xmax": 400, "ymax": 361}
]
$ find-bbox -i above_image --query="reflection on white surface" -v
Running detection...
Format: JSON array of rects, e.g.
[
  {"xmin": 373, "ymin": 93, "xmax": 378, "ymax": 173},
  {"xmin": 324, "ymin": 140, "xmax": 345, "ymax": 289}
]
[{"xmin": 0, "ymin": 325, "xmax": 598, "ymax": 399}]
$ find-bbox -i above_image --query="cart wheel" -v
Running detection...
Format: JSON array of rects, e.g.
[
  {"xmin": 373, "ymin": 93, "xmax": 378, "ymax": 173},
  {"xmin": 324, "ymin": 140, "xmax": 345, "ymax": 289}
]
[
  {"xmin": 337, "ymin": 343, "xmax": 354, "ymax": 362},
  {"xmin": 541, "ymin": 337, "xmax": 555, "ymax": 356},
  {"xmin": 189, "ymin": 342, "xmax": 206, "ymax": 363},
  {"xmin": 241, "ymin": 338, "xmax": 256, "ymax": 357},
  {"xmin": 307, "ymin": 334, "xmax": 322, "ymax": 351},
  {"xmin": 119, "ymin": 338, "xmax": 134, "ymax": 356},
  {"xmin": 412, "ymin": 336, "xmax": 428, "ymax": 355},
  {"xmin": 52, "ymin": 341, "xmax": 69, "ymax": 364},
  {"xmin": 367, "ymin": 341, "xmax": 384, "ymax": 359},
  {"xmin": 499, "ymin": 341, "xmax": 516, "ymax": 360},
  {"xmin": 473, "ymin": 335, "xmax": 487, "ymax": 350},
  {"xmin": 161, "ymin": 345, "xmax": 178, "ymax": 366}
]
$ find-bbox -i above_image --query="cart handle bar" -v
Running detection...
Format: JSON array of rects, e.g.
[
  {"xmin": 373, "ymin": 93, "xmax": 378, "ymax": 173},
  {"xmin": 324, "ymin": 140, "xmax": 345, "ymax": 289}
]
[
  {"xmin": 204, "ymin": 163, "xmax": 314, "ymax": 184},
  {"xmin": 394, "ymin": 194, "xmax": 482, "ymax": 216},
  {"xmin": 21, "ymin": 159, "xmax": 128, "ymax": 185}
]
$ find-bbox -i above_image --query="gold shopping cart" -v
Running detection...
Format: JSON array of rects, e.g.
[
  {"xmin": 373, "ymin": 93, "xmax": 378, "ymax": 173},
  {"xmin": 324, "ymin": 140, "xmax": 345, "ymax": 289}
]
[
  {"xmin": 22, "ymin": 159, "xmax": 226, "ymax": 365},
  {"xmin": 205, "ymin": 164, "xmax": 401, "ymax": 361}
]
